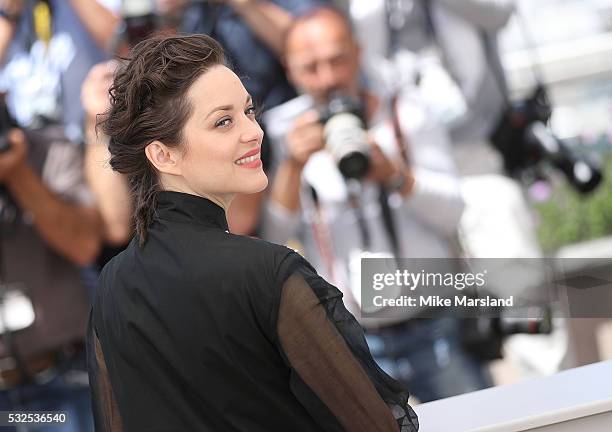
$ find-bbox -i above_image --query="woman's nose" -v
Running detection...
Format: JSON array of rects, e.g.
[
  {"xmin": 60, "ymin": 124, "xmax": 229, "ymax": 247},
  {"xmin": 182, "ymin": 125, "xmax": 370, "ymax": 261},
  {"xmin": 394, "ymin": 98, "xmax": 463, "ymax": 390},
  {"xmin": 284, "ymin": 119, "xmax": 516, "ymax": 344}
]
[{"xmin": 241, "ymin": 119, "xmax": 264, "ymax": 143}]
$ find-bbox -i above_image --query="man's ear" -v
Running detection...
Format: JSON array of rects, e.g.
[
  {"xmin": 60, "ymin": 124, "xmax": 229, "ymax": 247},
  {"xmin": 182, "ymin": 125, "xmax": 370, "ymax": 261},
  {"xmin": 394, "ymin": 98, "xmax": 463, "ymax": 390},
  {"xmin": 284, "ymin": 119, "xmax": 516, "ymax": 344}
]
[{"xmin": 144, "ymin": 141, "xmax": 182, "ymax": 176}]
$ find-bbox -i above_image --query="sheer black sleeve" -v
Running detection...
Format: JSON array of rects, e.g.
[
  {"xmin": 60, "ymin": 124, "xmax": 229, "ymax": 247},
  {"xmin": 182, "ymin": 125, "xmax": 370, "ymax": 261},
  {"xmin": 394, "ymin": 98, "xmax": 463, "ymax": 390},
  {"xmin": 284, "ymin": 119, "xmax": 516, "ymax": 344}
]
[
  {"xmin": 86, "ymin": 315, "xmax": 124, "ymax": 432},
  {"xmin": 275, "ymin": 253, "xmax": 419, "ymax": 432}
]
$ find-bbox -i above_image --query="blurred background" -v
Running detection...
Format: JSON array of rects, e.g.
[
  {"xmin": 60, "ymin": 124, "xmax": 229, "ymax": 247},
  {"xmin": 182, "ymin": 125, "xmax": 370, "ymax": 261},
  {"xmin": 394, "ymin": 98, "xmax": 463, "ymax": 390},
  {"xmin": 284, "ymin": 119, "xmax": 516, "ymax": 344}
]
[
  {"xmin": 503, "ymin": 0, "xmax": 612, "ymax": 251},
  {"xmin": 1, "ymin": 0, "xmax": 612, "ymax": 429}
]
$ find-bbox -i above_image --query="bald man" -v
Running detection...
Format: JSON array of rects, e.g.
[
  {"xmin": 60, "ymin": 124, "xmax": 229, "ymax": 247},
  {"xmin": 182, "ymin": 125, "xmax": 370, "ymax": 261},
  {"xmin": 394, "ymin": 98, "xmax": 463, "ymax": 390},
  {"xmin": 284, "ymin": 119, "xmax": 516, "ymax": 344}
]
[{"xmin": 261, "ymin": 7, "xmax": 493, "ymax": 402}]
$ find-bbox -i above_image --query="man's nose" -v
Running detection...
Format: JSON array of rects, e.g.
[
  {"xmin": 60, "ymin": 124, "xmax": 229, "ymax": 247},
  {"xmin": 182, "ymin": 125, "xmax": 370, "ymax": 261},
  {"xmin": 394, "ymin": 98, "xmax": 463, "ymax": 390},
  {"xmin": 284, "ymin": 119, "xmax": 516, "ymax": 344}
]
[{"xmin": 317, "ymin": 63, "xmax": 340, "ymax": 93}]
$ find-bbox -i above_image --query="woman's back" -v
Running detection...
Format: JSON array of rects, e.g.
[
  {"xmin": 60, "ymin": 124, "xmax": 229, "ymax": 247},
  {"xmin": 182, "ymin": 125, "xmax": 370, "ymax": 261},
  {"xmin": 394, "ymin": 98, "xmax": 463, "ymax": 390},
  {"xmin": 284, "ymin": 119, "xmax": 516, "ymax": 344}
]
[
  {"xmin": 91, "ymin": 192, "xmax": 326, "ymax": 431},
  {"xmin": 89, "ymin": 192, "xmax": 418, "ymax": 431}
]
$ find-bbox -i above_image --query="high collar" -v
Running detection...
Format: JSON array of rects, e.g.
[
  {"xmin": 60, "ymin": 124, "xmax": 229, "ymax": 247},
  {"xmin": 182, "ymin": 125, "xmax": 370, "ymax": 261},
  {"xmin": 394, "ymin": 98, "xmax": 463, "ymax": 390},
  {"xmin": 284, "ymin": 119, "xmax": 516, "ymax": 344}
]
[{"xmin": 155, "ymin": 191, "xmax": 229, "ymax": 232}]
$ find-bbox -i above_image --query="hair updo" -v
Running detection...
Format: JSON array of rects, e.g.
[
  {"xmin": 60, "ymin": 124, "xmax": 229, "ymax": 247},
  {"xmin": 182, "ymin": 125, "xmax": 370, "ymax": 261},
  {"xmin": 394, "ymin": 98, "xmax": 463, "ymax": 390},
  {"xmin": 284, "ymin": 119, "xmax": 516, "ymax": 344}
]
[{"xmin": 99, "ymin": 34, "xmax": 225, "ymax": 245}]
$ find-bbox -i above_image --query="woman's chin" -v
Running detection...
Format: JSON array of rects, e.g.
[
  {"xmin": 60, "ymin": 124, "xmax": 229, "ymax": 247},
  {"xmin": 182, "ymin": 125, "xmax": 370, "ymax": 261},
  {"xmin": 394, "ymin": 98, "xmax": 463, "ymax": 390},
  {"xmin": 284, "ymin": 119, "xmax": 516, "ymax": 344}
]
[
  {"xmin": 240, "ymin": 172, "xmax": 268, "ymax": 194},
  {"xmin": 254, "ymin": 173, "xmax": 269, "ymax": 193}
]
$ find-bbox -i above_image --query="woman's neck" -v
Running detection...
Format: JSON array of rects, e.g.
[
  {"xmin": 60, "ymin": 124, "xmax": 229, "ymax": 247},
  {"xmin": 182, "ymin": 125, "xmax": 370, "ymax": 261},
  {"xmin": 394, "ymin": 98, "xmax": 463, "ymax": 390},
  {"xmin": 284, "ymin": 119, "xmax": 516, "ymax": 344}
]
[{"xmin": 159, "ymin": 178, "xmax": 233, "ymax": 212}]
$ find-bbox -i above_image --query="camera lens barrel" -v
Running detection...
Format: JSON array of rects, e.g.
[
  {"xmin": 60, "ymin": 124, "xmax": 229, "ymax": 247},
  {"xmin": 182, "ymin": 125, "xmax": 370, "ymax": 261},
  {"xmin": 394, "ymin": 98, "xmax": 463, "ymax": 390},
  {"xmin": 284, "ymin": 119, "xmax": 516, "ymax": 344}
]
[
  {"xmin": 323, "ymin": 112, "xmax": 370, "ymax": 179},
  {"xmin": 525, "ymin": 122, "xmax": 603, "ymax": 194}
]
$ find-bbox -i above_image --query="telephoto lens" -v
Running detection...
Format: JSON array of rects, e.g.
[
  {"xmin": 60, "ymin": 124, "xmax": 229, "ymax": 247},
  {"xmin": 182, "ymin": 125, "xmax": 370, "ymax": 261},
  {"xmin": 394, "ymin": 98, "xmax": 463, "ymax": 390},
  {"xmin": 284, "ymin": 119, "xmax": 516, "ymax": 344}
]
[
  {"xmin": 525, "ymin": 122, "xmax": 602, "ymax": 194},
  {"xmin": 319, "ymin": 93, "xmax": 370, "ymax": 179}
]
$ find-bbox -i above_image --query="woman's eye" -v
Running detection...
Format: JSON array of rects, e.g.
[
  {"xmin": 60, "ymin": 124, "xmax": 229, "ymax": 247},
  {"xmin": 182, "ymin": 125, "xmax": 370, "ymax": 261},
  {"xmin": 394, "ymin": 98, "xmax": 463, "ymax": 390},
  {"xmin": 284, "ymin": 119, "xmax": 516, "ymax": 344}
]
[
  {"xmin": 245, "ymin": 106, "xmax": 256, "ymax": 116},
  {"xmin": 215, "ymin": 117, "xmax": 232, "ymax": 128}
]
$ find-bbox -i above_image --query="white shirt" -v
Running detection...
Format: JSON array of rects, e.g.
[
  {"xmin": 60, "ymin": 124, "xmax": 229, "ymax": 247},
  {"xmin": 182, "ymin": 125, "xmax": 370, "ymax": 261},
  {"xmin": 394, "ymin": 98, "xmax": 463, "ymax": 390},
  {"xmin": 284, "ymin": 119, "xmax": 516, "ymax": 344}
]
[
  {"xmin": 261, "ymin": 75, "xmax": 464, "ymax": 323},
  {"xmin": 349, "ymin": 0, "xmax": 515, "ymax": 175}
]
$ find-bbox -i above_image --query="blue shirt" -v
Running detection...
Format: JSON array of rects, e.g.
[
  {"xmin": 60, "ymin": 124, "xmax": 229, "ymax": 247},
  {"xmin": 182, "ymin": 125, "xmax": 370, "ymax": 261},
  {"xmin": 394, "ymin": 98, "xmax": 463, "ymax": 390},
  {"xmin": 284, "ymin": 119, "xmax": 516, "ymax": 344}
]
[
  {"xmin": 180, "ymin": 0, "xmax": 327, "ymax": 110},
  {"xmin": 0, "ymin": 1, "xmax": 111, "ymax": 141}
]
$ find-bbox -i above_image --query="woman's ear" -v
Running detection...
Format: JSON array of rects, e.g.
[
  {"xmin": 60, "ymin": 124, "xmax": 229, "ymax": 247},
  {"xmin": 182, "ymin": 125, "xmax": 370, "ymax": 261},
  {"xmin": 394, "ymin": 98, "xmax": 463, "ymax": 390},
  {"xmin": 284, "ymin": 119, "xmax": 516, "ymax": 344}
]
[{"xmin": 145, "ymin": 141, "xmax": 182, "ymax": 175}]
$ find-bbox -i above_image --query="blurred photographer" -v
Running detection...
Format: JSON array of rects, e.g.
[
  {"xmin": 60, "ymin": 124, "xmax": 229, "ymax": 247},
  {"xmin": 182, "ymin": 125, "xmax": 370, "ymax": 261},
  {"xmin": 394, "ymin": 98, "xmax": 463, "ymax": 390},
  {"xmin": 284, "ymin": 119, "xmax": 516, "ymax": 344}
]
[
  {"xmin": 347, "ymin": 0, "xmax": 514, "ymax": 176},
  {"xmin": 350, "ymin": 0, "xmax": 579, "ymax": 376},
  {"xmin": 155, "ymin": 0, "xmax": 327, "ymax": 109},
  {"xmin": 0, "ymin": 103, "xmax": 101, "ymax": 429},
  {"xmin": 0, "ymin": 0, "xmax": 119, "ymax": 142},
  {"xmin": 261, "ymin": 7, "xmax": 493, "ymax": 402}
]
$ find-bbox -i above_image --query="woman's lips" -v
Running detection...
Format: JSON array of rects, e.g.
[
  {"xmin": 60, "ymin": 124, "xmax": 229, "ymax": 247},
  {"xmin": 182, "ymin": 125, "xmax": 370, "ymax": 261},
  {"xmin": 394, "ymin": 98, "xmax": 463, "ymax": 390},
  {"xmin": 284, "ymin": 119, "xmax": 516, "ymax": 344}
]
[
  {"xmin": 236, "ymin": 147, "xmax": 260, "ymax": 161},
  {"xmin": 235, "ymin": 151, "xmax": 262, "ymax": 168}
]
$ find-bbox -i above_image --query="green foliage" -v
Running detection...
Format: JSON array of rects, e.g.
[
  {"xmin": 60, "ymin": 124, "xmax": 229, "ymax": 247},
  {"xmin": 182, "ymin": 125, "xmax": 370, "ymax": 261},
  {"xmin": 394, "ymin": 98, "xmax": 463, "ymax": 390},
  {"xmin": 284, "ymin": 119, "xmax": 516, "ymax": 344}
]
[{"xmin": 534, "ymin": 158, "xmax": 612, "ymax": 252}]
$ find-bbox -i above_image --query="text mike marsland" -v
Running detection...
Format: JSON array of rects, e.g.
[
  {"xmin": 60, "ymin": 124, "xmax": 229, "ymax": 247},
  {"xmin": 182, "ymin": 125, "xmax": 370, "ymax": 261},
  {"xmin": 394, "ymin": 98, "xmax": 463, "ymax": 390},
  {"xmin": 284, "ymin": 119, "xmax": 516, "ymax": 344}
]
[{"xmin": 372, "ymin": 295, "xmax": 515, "ymax": 308}]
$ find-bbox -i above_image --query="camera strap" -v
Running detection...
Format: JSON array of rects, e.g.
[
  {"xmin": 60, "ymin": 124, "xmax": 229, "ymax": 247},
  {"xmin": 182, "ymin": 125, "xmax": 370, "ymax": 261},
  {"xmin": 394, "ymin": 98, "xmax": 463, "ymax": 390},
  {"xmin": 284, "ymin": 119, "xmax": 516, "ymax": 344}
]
[
  {"xmin": 345, "ymin": 181, "xmax": 372, "ymax": 251},
  {"xmin": 305, "ymin": 180, "xmax": 371, "ymax": 275},
  {"xmin": 376, "ymin": 93, "xmax": 411, "ymax": 260},
  {"xmin": 390, "ymin": 93, "xmax": 410, "ymax": 166},
  {"xmin": 479, "ymin": 31, "xmax": 512, "ymax": 111},
  {"xmin": 307, "ymin": 186, "xmax": 338, "ymax": 284},
  {"xmin": 377, "ymin": 185, "xmax": 401, "ymax": 258}
]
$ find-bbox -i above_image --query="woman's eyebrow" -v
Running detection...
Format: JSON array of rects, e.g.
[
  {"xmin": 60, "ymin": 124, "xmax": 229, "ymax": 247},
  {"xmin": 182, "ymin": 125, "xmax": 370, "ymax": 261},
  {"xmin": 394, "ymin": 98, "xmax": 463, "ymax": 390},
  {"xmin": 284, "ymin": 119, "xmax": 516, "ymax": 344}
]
[
  {"xmin": 205, "ymin": 95, "xmax": 253, "ymax": 119},
  {"xmin": 206, "ymin": 104, "xmax": 232, "ymax": 119}
]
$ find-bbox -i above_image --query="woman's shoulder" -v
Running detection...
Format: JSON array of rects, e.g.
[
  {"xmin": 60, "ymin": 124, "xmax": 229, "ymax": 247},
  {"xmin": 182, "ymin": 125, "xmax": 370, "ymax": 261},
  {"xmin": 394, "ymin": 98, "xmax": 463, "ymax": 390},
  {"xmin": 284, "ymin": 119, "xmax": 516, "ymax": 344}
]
[
  {"xmin": 226, "ymin": 234, "xmax": 303, "ymax": 272},
  {"xmin": 221, "ymin": 234, "xmax": 323, "ymax": 288}
]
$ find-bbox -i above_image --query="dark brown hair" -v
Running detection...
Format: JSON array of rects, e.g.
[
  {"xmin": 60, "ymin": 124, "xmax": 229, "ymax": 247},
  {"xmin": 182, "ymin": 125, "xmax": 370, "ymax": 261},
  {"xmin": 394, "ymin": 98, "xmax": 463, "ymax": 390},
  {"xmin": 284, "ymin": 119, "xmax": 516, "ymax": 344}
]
[{"xmin": 99, "ymin": 34, "xmax": 225, "ymax": 246}]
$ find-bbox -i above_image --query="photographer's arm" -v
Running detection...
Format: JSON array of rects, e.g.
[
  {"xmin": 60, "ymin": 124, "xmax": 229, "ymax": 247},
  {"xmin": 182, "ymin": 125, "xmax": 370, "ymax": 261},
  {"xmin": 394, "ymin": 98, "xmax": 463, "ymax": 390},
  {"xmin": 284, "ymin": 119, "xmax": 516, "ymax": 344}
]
[
  {"xmin": 0, "ymin": 2, "xmax": 18, "ymax": 65},
  {"xmin": 69, "ymin": 0, "xmax": 120, "ymax": 52},
  {"xmin": 3, "ymin": 131, "xmax": 102, "ymax": 266},
  {"xmin": 435, "ymin": 0, "xmax": 515, "ymax": 31},
  {"xmin": 270, "ymin": 158, "xmax": 303, "ymax": 213},
  {"xmin": 0, "ymin": 19, "xmax": 15, "ymax": 65},
  {"xmin": 263, "ymin": 158, "xmax": 303, "ymax": 245},
  {"xmin": 226, "ymin": 0, "xmax": 293, "ymax": 56},
  {"xmin": 82, "ymin": 61, "xmax": 131, "ymax": 245},
  {"xmin": 84, "ymin": 123, "xmax": 132, "ymax": 246},
  {"xmin": 262, "ymin": 111, "xmax": 323, "ymax": 244},
  {"xmin": 407, "ymin": 167, "xmax": 464, "ymax": 236},
  {"xmin": 399, "ymin": 122, "xmax": 465, "ymax": 237}
]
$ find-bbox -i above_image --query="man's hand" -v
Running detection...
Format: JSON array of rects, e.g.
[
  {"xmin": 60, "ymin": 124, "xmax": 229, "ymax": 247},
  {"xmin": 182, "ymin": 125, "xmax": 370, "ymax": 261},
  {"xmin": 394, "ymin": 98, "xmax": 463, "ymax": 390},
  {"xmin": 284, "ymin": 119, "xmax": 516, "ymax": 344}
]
[
  {"xmin": 212, "ymin": 0, "xmax": 254, "ymax": 7},
  {"xmin": 210, "ymin": 0, "xmax": 291, "ymax": 56},
  {"xmin": 366, "ymin": 139, "xmax": 415, "ymax": 196},
  {"xmin": 0, "ymin": 0, "xmax": 24, "ymax": 18},
  {"xmin": 81, "ymin": 61, "xmax": 116, "ymax": 122},
  {"xmin": 286, "ymin": 110, "xmax": 325, "ymax": 168},
  {"xmin": 366, "ymin": 140, "xmax": 397, "ymax": 185},
  {"xmin": 0, "ymin": 129, "xmax": 27, "ymax": 183}
]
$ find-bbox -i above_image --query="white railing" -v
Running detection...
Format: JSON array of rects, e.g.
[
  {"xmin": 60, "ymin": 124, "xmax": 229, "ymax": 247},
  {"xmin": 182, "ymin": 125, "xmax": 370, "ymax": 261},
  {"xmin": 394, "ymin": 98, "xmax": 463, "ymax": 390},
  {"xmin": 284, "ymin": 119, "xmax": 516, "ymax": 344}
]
[{"xmin": 413, "ymin": 360, "xmax": 612, "ymax": 431}]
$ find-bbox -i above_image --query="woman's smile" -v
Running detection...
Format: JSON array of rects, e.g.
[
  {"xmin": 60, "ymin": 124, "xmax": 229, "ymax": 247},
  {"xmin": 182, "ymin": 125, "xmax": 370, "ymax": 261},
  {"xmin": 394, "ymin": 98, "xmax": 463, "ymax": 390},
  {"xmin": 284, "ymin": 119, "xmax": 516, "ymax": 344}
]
[{"xmin": 235, "ymin": 148, "xmax": 262, "ymax": 168}]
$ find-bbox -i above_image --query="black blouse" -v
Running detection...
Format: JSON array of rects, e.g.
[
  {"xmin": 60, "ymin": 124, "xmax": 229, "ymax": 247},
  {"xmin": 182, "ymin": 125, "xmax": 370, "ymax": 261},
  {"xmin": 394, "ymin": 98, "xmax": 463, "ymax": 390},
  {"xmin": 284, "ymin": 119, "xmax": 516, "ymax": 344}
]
[{"xmin": 87, "ymin": 191, "xmax": 418, "ymax": 432}]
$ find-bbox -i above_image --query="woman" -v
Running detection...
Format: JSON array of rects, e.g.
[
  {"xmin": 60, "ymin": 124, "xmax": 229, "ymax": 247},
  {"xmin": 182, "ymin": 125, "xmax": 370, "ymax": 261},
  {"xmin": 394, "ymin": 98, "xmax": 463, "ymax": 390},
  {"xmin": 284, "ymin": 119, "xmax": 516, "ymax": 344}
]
[{"xmin": 87, "ymin": 34, "xmax": 418, "ymax": 432}]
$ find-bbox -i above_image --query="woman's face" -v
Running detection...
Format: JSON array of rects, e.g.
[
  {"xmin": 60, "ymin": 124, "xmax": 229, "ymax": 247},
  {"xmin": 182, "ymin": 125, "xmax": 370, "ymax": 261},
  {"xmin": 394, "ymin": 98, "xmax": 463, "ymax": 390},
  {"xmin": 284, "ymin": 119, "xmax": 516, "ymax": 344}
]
[{"xmin": 173, "ymin": 65, "xmax": 267, "ymax": 202}]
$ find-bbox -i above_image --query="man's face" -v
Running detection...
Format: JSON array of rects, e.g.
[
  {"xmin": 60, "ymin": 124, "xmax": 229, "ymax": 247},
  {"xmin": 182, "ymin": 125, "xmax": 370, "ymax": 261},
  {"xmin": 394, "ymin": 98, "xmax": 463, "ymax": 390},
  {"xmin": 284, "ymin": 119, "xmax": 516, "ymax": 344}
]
[
  {"xmin": 155, "ymin": 0, "xmax": 187, "ymax": 15},
  {"xmin": 155, "ymin": 0, "xmax": 189, "ymax": 26},
  {"xmin": 285, "ymin": 14, "xmax": 361, "ymax": 104}
]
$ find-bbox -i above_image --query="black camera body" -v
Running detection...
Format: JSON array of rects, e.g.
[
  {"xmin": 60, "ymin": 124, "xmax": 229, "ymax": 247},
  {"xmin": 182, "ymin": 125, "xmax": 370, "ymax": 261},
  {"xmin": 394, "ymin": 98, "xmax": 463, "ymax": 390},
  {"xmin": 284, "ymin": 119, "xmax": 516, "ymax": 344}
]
[
  {"xmin": 318, "ymin": 93, "xmax": 371, "ymax": 179},
  {"xmin": 462, "ymin": 303, "xmax": 553, "ymax": 361},
  {"xmin": 490, "ymin": 84, "xmax": 602, "ymax": 194},
  {"xmin": 118, "ymin": 0, "xmax": 213, "ymax": 49},
  {"xmin": 0, "ymin": 99, "xmax": 15, "ymax": 153},
  {"xmin": 123, "ymin": 13, "xmax": 159, "ymax": 47}
]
